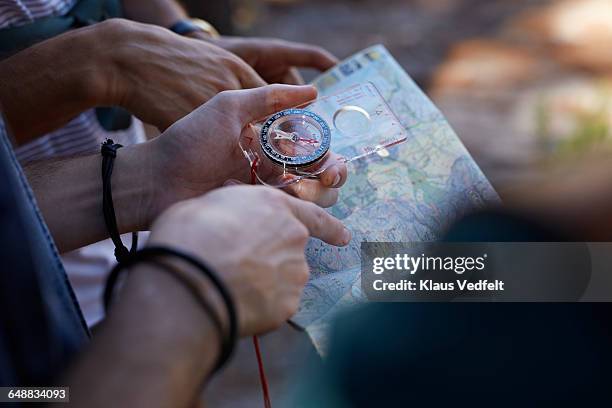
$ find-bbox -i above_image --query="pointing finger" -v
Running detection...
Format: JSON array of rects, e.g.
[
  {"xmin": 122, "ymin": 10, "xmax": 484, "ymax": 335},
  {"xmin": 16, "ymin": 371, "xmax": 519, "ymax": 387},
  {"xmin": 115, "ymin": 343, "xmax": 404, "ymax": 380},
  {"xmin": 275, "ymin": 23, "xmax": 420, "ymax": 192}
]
[{"xmin": 283, "ymin": 195, "xmax": 351, "ymax": 246}]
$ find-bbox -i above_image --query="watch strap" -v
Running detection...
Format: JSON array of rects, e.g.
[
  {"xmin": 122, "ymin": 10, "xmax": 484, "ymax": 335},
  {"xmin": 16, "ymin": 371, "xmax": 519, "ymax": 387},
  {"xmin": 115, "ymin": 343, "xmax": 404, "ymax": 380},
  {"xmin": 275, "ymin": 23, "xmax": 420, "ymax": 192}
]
[{"xmin": 169, "ymin": 18, "xmax": 220, "ymax": 38}]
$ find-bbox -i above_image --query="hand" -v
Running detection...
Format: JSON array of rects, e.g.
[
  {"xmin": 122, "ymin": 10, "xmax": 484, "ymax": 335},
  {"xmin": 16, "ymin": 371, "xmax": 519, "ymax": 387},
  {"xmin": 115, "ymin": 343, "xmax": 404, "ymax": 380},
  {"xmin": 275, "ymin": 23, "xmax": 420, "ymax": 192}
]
[
  {"xmin": 150, "ymin": 84, "xmax": 348, "ymax": 211},
  {"xmin": 148, "ymin": 185, "xmax": 351, "ymax": 335},
  {"xmin": 203, "ymin": 36, "xmax": 339, "ymax": 85},
  {"xmin": 95, "ymin": 19, "xmax": 267, "ymax": 130}
]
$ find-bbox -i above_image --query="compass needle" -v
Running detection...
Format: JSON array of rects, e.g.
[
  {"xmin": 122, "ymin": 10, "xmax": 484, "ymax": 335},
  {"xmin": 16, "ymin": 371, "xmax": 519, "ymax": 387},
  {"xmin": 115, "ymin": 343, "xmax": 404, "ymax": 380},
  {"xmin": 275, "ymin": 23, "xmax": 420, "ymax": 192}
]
[
  {"xmin": 273, "ymin": 129, "xmax": 296, "ymax": 141},
  {"xmin": 260, "ymin": 109, "xmax": 331, "ymax": 170}
]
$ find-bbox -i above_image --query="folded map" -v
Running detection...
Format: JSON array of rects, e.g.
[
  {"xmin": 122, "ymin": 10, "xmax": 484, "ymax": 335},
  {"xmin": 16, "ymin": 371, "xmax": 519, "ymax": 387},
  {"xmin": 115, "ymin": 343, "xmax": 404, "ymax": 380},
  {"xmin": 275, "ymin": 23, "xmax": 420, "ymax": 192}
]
[{"xmin": 291, "ymin": 45, "xmax": 499, "ymax": 354}]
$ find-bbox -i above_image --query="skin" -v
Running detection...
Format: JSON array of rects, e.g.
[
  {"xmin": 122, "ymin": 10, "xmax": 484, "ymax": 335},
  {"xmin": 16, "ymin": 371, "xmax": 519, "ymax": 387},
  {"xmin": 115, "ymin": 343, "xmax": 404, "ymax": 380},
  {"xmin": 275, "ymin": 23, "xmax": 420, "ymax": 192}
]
[
  {"xmin": 13, "ymin": 87, "xmax": 351, "ymax": 407},
  {"xmin": 149, "ymin": 185, "xmax": 350, "ymax": 336},
  {"xmin": 152, "ymin": 84, "xmax": 347, "ymax": 211},
  {"xmin": 0, "ymin": 17, "xmax": 345, "ymax": 205},
  {"xmin": 26, "ymin": 84, "xmax": 348, "ymax": 253},
  {"xmin": 120, "ymin": 0, "xmax": 338, "ymax": 85},
  {"xmin": 0, "ymin": 17, "xmax": 338, "ymax": 142},
  {"xmin": 60, "ymin": 185, "xmax": 349, "ymax": 408},
  {"xmin": 1, "ymin": 4, "xmax": 343, "ymax": 403},
  {"xmin": 62, "ymin": 259, "xmax": 223, "ymax": 408},
  {"xmin": 0, "ymin": 18, "xmax": 265, "ymax": 141},
  {"xmin": 206, "ymin": 36, "xmax": 338, "ymax": 85}
]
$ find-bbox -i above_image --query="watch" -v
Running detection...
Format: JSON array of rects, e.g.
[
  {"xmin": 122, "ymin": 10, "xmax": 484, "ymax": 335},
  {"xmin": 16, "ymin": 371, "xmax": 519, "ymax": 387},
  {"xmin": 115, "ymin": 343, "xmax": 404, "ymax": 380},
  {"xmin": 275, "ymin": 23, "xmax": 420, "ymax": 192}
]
[{"xmin": 169, "ymin": 18, "xmax": 220, "ymax": 38}]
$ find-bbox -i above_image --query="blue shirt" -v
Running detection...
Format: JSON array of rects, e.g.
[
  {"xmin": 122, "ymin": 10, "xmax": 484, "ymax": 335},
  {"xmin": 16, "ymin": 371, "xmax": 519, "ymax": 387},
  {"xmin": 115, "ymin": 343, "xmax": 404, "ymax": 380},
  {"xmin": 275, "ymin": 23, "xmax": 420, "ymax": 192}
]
[{"xmin": 0, "ymin": 119, "xmax": 89, "ymax": 386}]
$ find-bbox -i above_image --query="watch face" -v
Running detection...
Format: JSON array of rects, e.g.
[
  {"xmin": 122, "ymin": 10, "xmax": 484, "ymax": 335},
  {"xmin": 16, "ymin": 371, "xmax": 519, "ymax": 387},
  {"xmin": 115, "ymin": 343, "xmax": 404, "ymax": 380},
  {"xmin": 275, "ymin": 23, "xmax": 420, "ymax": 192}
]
[{"xmin": 260, "ymin": 109, "xmax": 331, "ymax": 168}]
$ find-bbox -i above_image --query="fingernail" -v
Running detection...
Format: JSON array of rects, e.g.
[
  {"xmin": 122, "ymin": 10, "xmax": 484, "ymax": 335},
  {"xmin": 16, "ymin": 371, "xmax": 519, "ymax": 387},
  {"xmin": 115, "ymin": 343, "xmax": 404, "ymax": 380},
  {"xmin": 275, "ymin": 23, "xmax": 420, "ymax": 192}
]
[
  {"xmin": 342, "ymin": 228, "xmax": 352, "ymax": 245},
  {"xmin": 332, "ymin": 174, "xmax": 341, "ymax": 187},
  {"xmin": 224, "ymin": 179, "xmax": 240, "ymax": 186}
]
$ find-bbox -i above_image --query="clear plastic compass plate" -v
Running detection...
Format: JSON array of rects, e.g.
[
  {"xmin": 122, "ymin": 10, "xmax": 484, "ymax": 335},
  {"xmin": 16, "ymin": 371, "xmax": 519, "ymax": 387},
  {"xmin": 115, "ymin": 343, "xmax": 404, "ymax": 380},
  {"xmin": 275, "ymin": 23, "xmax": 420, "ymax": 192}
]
[{"xmin": 239, "ymin": 82, "xmax": 407, "ymax": 187}]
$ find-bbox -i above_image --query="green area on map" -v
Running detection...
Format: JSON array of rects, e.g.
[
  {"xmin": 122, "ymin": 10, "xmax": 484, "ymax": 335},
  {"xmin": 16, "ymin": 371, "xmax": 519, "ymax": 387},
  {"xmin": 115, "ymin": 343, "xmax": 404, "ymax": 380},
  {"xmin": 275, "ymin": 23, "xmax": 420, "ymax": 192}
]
[{"xmin": 291, "ymin": 45, "xmax": 499, "ymax": 353}]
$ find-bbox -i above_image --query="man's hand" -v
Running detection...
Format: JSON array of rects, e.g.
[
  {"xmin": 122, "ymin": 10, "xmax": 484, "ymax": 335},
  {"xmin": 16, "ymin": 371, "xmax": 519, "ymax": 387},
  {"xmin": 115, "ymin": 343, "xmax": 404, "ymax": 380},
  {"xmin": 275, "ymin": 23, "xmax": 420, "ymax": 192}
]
[
  {"xmin": 0, "ymin": 18, "xmax": 268, "ymax": 142},
  {"xmin": 149, "ymin": 185, "xmax": 351, "ymax": 335},
  {"xmin": 150, "ymin": 84, "xmax": 348, "ymax": 209},
  {"xmin": 0, "ymin": 18, "xmax": 338, "ymax": 143},
  {"xmin": 27, "ymin": 85, "xmax": 347, "ymax": 253},
  {"xmin": 63, "ymin": 185, "xmax": 350, "ymax": 408},
  {"xmin": 202, "ymin": 36, "xmax": 339, "ymax": 84},
  {"xmin": 98, "ymin": 19, "xmax": 267, "ymax": 130}
]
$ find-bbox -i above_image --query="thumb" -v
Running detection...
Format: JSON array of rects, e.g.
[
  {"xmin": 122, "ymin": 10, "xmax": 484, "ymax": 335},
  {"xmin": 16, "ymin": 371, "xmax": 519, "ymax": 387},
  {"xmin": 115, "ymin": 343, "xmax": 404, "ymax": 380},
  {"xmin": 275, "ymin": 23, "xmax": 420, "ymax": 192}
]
[{"xmin": 236, "ymin": 84, "xmax": 318, "ymax": 124}]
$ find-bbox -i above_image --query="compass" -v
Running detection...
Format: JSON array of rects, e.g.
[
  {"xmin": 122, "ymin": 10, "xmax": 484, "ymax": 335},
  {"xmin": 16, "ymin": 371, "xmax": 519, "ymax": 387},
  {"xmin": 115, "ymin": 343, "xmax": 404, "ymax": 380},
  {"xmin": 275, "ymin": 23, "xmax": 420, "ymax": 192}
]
[{"xmin": 260, "ymin": 109, "xmax": 331, "ymax": 168}]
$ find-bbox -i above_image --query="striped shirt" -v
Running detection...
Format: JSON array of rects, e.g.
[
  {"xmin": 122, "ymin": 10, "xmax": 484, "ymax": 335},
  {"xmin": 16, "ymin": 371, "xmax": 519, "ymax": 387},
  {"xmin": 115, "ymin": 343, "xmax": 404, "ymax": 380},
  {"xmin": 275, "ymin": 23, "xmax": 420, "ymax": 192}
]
[
  {"xmin": 0, "ymin": 0, "xmax": 145, "ymax": 163},
  {"xmin": 0, "ymin": 0, "xmax": 75, "ymax": 28}
]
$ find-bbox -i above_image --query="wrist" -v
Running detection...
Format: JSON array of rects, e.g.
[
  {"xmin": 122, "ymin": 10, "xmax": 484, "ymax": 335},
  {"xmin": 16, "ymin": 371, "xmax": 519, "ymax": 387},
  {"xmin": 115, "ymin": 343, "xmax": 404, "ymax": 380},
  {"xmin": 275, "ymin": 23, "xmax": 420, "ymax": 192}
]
[
  {"xmin": 171, "ymin": 18, "xmax": 220, "ymax": 40},
  {"xmin": 143, "ymin": 136, "xmax": 202, "ymax": 221},
  {"xmin": 0, "ymin": 26, "xmax": 107, "ymax": 143},
  {"xmin": 118, "ymin": 260, "xmax": 222, "ymax": 378},
  {"xmin": 123, "ymin": 0, "xmax": 188, "ymax": 28},
  {"xmin": 116, "ymin": 136, "xmax": 203, "ymax": 232},
  {"xmin": 71, "ymin": 25, "xmax": 111, "ymax": 107},
  {"xmin": 112, "ymin": 141, "xmax": 165, "ymax": 232},
  {"xmin": 82, "ymin": 19, "xmax": 136, "ymax": 108}
]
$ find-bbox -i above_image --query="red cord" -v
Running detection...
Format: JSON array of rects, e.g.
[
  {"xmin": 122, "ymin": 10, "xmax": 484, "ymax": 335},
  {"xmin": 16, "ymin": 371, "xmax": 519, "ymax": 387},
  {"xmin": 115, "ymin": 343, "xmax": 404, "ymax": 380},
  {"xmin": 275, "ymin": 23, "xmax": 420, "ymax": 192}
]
[
  {"xmin": 250, "ymin": 158, "xmax": 271, "ymax": 407},
  {"xmin": 253, "ymin": 336, "xmax": 272, "ymax": 408},
  {"xmin": 250, "ymin": 156, "xmax": 260, "ymax": 185}
]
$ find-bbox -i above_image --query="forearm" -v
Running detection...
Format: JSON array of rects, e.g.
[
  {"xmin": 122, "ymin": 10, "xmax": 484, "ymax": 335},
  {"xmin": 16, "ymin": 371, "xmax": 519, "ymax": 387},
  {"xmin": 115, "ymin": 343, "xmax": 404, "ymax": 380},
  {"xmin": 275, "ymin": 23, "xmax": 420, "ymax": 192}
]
[
  {"xmin": 61, "ymin": 262, "xmax": 220, "ymax": 408},
  {"xmin": 25, "ymin": 142, "xmax": 161, "ymax": 253},
  {"xmin": 122, "ymin": 0, "xmax": 188, "ymax": 27},
  {"xmin": 0, "ymin": 25, "xmax": 111, "ymax": 145}
]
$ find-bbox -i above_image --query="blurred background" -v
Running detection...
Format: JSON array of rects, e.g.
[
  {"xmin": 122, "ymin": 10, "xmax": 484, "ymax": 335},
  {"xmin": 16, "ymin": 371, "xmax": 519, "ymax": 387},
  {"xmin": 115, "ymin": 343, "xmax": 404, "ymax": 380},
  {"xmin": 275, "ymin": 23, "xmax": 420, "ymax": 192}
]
[
  {"xmin": 180, "ymin": 0, "xmax": 612, "ymax": 406},
  {"xmin": 183, "ymin": 0, "xmax": 612, "ymax": 194}
]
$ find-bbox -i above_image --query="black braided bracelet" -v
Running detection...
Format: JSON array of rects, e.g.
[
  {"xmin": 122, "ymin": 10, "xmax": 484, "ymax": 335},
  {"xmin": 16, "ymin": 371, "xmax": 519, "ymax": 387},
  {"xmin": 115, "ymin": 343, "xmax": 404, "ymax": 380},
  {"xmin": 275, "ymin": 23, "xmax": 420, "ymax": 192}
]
[
  {"xmin": 103, "ymin": 246, "xmax": 238, "ymax": 374},
  {"xmin": 101, "ymin": 139, "xmax": 138, "ymax": 263}
]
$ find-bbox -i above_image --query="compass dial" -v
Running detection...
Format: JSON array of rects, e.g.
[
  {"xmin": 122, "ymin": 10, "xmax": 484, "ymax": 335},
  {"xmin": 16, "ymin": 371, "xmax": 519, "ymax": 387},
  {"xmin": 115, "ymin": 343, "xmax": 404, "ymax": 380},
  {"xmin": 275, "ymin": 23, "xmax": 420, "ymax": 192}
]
[{"xmin": 260, "ymin": 109, "xmax": 331, "ymax": 168}]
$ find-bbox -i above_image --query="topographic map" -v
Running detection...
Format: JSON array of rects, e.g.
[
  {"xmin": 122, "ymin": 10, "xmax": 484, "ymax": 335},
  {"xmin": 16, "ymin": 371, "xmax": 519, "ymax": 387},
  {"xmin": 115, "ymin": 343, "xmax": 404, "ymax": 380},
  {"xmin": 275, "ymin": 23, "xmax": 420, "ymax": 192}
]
[{"xmin": 291, "ymin": 45, "xmax": 499, "ymax": 353}]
